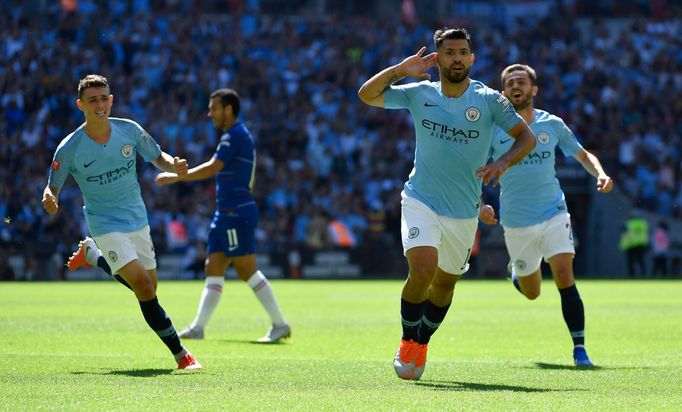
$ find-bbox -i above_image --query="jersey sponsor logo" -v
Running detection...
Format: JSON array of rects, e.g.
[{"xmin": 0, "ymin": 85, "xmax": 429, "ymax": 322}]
[
  {"xmin": 421, "ymin": 119, "xmax": 480, "ymax": 143},
  {"xmin": 537, "ymin": 131, "xmax": 550, "ymax": 144},
  {"xmin": 51, "ymin": 160, "xmax": 60, "ymax": 170},
  {"xmin": 519, "ymin": 151, "xmax": 552, "ymax": 165},
  {"xmin": 86, "ymin": 159, "xmax": 135, "ymax": 185},
  {"xmin": 465, "ymin": 107, "xmax": 480, "ymax": 122},
  {"xmin": 83, "ymin": 159, "xmax": 96, "ymax": 168},
  {"xmin": 140, "ymin": 130, "xmax": 152, "ymax": 140},
  {"xmin": 496, "ymin": 94, "xmax": 513, "ymax": 112},
  {"xmin": 121, "ymin": 144, "xmax": 133, "ymax": 158},
  {"xmin": 423, "ymin": 101, "xmax": 438, "ymax": 107},
  {"xmin": 408, "ymin": 227, "xmax": 419, "ymax": 239}
]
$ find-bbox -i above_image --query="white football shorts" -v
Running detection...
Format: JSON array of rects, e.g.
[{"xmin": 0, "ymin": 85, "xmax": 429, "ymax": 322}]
[
  {"xmin": 503, "ymin": 213, "xmax": 575, "ymax": 277},
  {"xmin": 93, "ymin": 225, "xmax": 157, "ymax": 273},
  {"xmin": 400, "ymin": 192, "xmax": 478, "ymax": 275}
]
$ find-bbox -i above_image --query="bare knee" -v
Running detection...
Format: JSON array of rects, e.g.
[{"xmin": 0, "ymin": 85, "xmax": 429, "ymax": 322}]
[
  {"xmin": 410, "ymin": 262, "xmax": 436, "ymax": 283},
  {"xmin": 131, "ymin": 278, "xmax": 155, "ymax": 300},
  {"xmin": 429, "ymin": 270, "xmax": 458, "ymax": 305},
  {"xmin": 549, "ymin": 253, "xmax": 575, "ymax": 289}
]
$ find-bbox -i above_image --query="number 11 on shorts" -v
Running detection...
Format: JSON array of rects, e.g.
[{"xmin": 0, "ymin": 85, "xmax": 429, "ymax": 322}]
[{"xmin": 227, "ymin": 228, "xmax": 239, "ymax": 251}]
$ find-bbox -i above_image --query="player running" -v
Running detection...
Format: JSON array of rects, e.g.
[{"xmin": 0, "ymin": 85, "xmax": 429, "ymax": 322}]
[
  {"xmin": 481, "ymin": 64, "xmax": 613, "ymax": 366},
  {"xmin": 358, "ymin": 28, "xmax": 536, "ymax": 380},
  {"xmin": 43, "ymin": 74, "xmax": 201, "ymax": 370}
]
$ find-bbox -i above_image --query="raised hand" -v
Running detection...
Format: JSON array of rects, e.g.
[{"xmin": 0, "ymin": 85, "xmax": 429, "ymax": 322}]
[{"xmin": 398, "ymin": 47, "xmax": 438, "ymax": 80}]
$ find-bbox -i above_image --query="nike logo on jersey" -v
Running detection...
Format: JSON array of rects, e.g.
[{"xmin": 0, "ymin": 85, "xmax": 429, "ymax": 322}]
[
  {"xmin": 84, "ymin": 160, "xmax": 96, "ymax": 168},
  {"xmin": 500, "ymin": 138, "xmax": 512, "ymax": 145},
  {"xmin": 423, "ymin": 102, "xmax": 438, "ymax": 107}
]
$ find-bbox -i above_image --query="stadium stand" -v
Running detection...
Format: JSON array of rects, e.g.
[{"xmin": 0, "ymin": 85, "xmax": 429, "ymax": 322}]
[{"xmin": 1, "ymin": 0, "xmax": 680, "ymax": 279}]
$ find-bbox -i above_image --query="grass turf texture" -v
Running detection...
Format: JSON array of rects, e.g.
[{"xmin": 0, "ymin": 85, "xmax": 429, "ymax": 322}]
[{"xmin": 1, "ymin": 279, "xmax": 681, "ymax": 411}]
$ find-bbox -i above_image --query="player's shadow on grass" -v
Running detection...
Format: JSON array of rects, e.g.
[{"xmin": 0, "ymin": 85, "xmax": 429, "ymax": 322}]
[
  {"xmin": 531, "ymin": 363, "xmax": 650, "ymax": 371},
  {"xmin": 415, "ymin": 380, "xmax": 584, "ymax": 392},
  {"xmin": 212, "ymin": 338, "xmax": 290, "ymax": 346},
  {"xmin": 72, "ymin": 369, "xmax": 172, "ymax": 377},
  {"xmin": 533, "ymin": 362, "xmax": 604, "ymax": 371}
]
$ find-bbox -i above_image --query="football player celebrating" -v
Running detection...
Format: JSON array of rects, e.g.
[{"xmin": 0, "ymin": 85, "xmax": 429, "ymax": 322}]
[
  {"xmin": 43, "ymin": 74, "xmax": 201, "ymax": 370},
  {"xmin": 482, "ymin": 64, "xmax": 613, "ymax": 366},
  {"xmin": 358, "ymin": 28, "xmax": 536, "ymax": 380}
]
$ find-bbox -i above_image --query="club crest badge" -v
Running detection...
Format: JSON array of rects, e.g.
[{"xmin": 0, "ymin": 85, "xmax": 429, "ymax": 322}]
[
  {"xmin": 121, "ymin": 144, "xmax": 133, "ymax": 158},
  {"xmin": 515, "ymin": 259, "xmax": 526, "ymax": 271},
  {"xmin": 408, "ymin": 227, "xmax": 420, "ymax": 239},
  {"xmin": 537, "ymin": 132, "xmax": 550, "ymax": 144},
  {"xmin": 465, "ymin": 107, "xmax": 480, "ymax": 122},
  {"xmin": 108, "ymin": 251, "xmax": 118, "ymax": 262}
]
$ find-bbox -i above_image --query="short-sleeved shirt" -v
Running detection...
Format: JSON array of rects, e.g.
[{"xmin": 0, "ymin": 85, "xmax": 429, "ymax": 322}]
[
  {"xmin": 384, "ymin": 80, "xmax": 523, "ymax": 219},
  {"xmin": 213, "ymin": 122, "xmax": 256, "ymax": 211},
  {"xmin": 48, "ymin": 118, "xmax": 161, "ymax": 236},
  {"xmin": 490, "ymin": 108, "xmax": 583, "ymax": 227},
  {"xmin": 207, "ymin": 122, "xmax": 258, "ymax": 256}
]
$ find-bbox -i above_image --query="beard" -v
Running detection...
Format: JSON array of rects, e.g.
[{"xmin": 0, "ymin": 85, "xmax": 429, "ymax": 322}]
[
  {"xmin": 510, "ymin": 92, "xmax": 533, "ymax": 111},
  {"xmin": 441, "ymin": 65, "xmax": 471, "ymax": 84}
]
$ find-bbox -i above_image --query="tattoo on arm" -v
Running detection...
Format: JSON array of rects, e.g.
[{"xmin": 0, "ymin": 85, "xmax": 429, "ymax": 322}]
[{"xmin": 381, "ymin": 70, "xmax": 399, "ymax": 93}]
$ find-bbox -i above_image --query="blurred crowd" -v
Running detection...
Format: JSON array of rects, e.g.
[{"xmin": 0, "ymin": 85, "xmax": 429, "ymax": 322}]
[{"xmin": 1, "ymin": 0, "xmax": 681, "ymax": 279}]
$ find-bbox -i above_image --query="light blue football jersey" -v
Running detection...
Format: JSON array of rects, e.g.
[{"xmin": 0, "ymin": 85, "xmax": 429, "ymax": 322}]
[
  {"xmin": 491, "ymin": 108, "xmax": 583, "ymax": 227},
  {"xmin": 48, "ymin": 118, "xmax": 162, "ymax": 236},
  {"xmin": 384, "ymin": 80, "xmax": 523, "ymax": 218}
]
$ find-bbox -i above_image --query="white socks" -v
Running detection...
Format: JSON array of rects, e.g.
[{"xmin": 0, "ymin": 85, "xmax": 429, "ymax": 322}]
[
  {"xmin": 247, "ymin": 271, "xmax": 287, "ymax": 326},
  {"xmin": 84, "ymin": 238, "xmax": 102, "ymax": 266},
  {"xmin": 190, "ymin": 272, "xmax": 286, "ymax": 330},
  {"xmin": 190, "ymin": 276, "xmax": 224, "ymax": 329}
]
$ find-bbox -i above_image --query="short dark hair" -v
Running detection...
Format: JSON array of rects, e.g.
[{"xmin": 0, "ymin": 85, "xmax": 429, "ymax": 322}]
[
  {"xmin": 210, "ymin": 88, "xmax": 240, "ymax": 118},
  {"xmin": 501, "ymin": 64, "xmax": 538, "ymax": 86},
  {"xmin": 433, "ymin": 27, "xmax": 472, "ymax": 51},
  {"xmin": 78, "ymin": 74, "xmax": 109, "ymax": 99}
]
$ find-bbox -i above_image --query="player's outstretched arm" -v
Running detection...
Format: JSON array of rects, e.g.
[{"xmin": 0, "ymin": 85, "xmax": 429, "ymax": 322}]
[
  {"xmin": 357, "ymin": 46, "xmax": 437, "ymax": 107},
  {"xmin": 155, "ymin": 157, "xmax": 224, "ymax": 186},
  {"xmin": 475, "ymin": 121, "xmax": 536, "ymax": 186},
  {"xmin": 574, "ymin": 149, "xmax": 613, "ymax": 193},
  {"xmin": 152, "ymin": 152, "xmax": 188, "ymax": 175},
  {"xmin": 42, "ymin": 186, "xmax": 60, "ymax": 215}
]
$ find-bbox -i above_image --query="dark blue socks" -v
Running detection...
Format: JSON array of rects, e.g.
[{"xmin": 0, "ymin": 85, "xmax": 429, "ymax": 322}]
[
  {"xmin": 139, "ymin": 296, "xmax": 185, "ymax": 357},
  {"xmin": 417, "ymin": 301, "xmax": 451, "ymax": 344},
  {"xmin": 400, "ymin": 299, "xmax": 427, "ymax": 341},
  {"xmin": 559, "ymin": 284, "xmax": 585, "ymax": 346}
]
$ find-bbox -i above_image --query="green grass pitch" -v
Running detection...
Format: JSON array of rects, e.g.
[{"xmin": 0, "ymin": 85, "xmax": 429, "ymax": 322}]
[{"xmin": 1, "ymin": 279, "xmax": 681, "ymax": 411}]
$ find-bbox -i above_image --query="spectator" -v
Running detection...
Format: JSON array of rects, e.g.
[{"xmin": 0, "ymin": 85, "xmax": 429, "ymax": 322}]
[
  {"xmin": 619, "ymin": 212, "xmax": 650, "ymax": 277},
  {"xmin": 651, "ymin": 221, "xmax": 670, "ymax": 277},
  {"xmin": 0, "ymin": 1, "xmax": 680, "ymax": 275}
]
